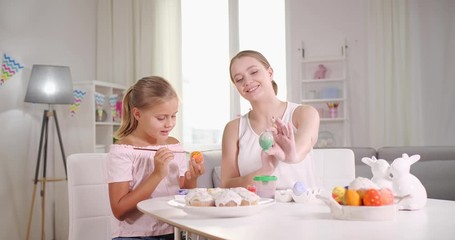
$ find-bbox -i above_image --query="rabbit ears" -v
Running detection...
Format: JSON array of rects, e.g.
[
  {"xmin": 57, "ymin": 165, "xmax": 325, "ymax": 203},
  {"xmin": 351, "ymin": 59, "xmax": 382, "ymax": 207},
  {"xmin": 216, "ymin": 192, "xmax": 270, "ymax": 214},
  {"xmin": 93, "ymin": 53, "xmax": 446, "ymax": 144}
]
[
  {"xmin": 363, "ymin": 154, "xmax": 421, "ymax": 166},
  {"xmin": 361, "ymin": 156, "xmax": 382, "ymax": 166},
  {"xmin": 399, "ymin": 153, "xmax": 421, "ymax": 165}
]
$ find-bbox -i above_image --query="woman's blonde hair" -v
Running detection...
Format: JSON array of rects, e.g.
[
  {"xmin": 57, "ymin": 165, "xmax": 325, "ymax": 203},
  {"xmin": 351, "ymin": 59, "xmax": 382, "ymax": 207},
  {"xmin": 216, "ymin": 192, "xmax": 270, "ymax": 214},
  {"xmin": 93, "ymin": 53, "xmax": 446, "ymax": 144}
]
[
  {"xmin": 115, "ymin": 76, "xmax": 178, "ymax": 140},
  {"xmin": 229, "ymin": 50, "xmax": 278, "ymax": 95}
]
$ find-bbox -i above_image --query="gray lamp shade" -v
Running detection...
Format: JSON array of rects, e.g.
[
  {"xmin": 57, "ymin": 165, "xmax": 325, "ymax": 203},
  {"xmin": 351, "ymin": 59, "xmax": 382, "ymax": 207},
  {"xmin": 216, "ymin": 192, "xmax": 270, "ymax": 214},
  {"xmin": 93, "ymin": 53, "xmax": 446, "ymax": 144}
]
[{"xmin": 24, "ymin": 64, "xmax": 74, "ymax": 104}]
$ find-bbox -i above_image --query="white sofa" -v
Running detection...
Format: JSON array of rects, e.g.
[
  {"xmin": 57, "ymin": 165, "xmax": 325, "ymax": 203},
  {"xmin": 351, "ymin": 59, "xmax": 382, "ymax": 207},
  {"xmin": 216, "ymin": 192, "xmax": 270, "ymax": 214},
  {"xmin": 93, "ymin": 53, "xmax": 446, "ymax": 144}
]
[
  {"xmin": 198, "ymin": 146, "xmax": 455, "ymax": 201},
  {"xmin": 198, "ymin": 149, "xmax": 356, "ymax": 192}
]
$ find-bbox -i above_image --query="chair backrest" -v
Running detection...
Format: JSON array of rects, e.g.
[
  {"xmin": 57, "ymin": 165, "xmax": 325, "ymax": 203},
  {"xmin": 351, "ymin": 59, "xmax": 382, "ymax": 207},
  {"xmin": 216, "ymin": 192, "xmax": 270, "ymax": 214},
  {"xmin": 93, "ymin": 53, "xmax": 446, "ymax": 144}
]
[
  {"xmin": 67, "ymin": 153, "xmax": 112, "ymax": 240},
  {"xmin": 198, "ymin": 150, "xmax": 222, "ymax": 188},
  {"xmin": 313, "ymin": 148, "xmax": 356, "ymax": 191}
]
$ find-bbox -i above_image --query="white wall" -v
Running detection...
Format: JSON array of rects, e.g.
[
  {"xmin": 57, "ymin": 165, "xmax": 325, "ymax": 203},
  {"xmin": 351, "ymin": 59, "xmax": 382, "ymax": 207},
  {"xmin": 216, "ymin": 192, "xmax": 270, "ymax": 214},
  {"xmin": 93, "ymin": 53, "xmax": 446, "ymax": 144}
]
[
  {"xmin": 417, "ymin": 0, "xmax": 455, "ymax": 145},
  {"xmin": 0, "ymin": 0, "xmax": 97, "ymax": 239},
  {"xmin": 286, "ymin": 0, "xmax": 369, "ymax": 146}
]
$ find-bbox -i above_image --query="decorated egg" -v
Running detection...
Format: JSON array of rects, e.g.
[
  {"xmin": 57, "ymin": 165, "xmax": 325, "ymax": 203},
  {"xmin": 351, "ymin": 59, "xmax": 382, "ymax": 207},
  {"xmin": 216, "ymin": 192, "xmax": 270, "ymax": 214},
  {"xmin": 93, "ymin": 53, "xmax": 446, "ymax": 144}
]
[
  {"xmin": 190, "ymin": 151, "xmax": 204, "ymax": 163},
  {"xmin": 246, "ymin": 184, "xmax": 257, "ymax": 193},
  {"xmin": 332, "ymin": 186, "xmax": 346, "ymax": 204},
  {"xmin": 259, "ymin": 131, "xmax": 274, "ymax": 151},
  {"xmin": 292, "ymin": 181, "xmax": 308, "ymax": 196}
]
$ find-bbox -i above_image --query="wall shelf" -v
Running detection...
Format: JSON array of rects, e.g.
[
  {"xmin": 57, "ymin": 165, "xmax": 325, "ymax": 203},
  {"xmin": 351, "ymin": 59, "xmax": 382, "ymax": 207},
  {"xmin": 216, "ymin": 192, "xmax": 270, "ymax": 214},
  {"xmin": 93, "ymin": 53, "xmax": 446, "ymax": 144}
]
[
  {"xmin": 72, "ymin": 80, "xmax": 127, "ymax": 153},
  {"xmin": 299, "ymin": 44, "xmax": 350, "ymax": 147}
]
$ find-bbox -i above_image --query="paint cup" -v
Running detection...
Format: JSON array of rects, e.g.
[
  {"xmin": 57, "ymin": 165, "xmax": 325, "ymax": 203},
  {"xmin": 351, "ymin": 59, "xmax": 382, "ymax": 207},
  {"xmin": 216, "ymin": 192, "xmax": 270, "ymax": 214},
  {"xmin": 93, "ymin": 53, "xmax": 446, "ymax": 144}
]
[{"xmin": 253, "ymin": 175, "xmax": 278, "ymax": 198}]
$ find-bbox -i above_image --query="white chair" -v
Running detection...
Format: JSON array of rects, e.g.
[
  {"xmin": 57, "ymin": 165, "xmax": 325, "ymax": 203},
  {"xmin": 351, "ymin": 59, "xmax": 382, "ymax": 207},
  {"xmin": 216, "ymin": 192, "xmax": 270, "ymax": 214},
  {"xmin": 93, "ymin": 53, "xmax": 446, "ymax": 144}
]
[
  {"xmin": 67, "ymin": 153, "xmax": 112, "ymax": 240},
  {"xmin": 313, "ymin": 148, "xmax": 356, "ymax": 191}
]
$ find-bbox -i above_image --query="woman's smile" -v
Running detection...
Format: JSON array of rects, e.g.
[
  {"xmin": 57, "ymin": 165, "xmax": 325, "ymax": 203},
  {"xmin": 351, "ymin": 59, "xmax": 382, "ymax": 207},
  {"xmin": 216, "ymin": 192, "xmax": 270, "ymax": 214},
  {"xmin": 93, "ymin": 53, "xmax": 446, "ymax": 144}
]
[{"xmin": 246, "ymin": 84, "xmax": 259, "ymax": 93}]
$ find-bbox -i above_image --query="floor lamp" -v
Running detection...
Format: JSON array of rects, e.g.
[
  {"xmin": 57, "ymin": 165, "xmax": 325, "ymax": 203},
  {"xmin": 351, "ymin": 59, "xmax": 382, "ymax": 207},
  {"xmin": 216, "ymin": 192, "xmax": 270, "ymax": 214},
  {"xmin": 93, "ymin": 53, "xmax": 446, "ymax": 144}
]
[{"xmin": 24, "ymin": 65, "xmax": 74, "ymax": 240}]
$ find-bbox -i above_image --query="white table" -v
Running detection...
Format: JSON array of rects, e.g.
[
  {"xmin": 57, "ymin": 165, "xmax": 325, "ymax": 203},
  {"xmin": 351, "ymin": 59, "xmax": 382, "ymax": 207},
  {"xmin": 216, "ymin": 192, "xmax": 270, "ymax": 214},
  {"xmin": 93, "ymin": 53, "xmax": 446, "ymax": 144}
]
[{"xmin": 138, "ymin": 197, "xmax": 455, "ymax": 240}]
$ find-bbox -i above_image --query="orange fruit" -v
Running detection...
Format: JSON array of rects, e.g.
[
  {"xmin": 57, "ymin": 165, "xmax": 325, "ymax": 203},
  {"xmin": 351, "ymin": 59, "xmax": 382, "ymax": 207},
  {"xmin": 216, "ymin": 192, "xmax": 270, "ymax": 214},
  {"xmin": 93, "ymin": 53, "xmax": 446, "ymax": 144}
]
[
  {"xmin": 191, "ymin": 151, "xmax": 204, "ymax": 163},
  {"xmin": 363, "ymin": 189, "xmax": 382, "ymax": 206},
  {"xmin": 344, "ymin": 189, "xmax": 362, "ymax": 206},
  {"xmin": 379, "ymin": 188, "xmax": 394, "ymax": 205}
]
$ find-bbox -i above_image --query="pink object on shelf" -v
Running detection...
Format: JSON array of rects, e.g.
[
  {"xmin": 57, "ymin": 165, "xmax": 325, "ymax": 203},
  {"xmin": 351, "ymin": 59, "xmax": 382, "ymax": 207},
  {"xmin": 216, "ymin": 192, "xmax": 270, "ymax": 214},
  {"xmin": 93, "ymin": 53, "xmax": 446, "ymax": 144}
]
[
  {"xmin": 314, "ymin": 64, "xmax": 327, "ymax": 79},
  {"xmin": 329, "ymin": 108, "xmax": 337, "ymax": 118},
  {"xmin": 116, "ymin": 101, "xmax": 122, "ymax": 120},
  {"xmin": 327, "ymin": 102, "xmax": 339, "ymax": 118}
]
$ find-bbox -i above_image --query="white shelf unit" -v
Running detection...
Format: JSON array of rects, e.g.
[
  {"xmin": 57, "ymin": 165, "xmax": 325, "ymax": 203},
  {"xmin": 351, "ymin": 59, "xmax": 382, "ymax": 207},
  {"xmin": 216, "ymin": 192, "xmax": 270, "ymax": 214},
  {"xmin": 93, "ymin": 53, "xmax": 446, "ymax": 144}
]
[
  {"xmin": 73, "ymin": 80, "xmax": 127, "ymax": 153},
  {"xmin": 300, "ymin": 53, "xmax": 350, "ymax": 147}
]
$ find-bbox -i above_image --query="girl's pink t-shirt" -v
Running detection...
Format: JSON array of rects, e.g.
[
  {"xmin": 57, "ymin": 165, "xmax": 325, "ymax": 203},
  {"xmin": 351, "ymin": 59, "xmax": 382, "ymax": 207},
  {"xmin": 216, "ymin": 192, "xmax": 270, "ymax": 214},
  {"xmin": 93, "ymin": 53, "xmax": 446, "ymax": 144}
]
[{"xmin": 106, "ymin": 143, "xmax": 187, "ymax": 238}]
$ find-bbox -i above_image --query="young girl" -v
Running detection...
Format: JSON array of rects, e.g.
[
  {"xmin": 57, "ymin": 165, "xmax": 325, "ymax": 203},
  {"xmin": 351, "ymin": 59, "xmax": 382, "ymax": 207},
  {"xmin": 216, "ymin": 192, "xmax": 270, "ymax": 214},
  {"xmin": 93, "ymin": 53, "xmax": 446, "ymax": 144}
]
[
  {"xmin": 106, "ymin": 76, "xmax": 204, "ymax": 240},
  {"xmin": 221, "ymin": 50, "xmax": 322, "ymax": 190}
]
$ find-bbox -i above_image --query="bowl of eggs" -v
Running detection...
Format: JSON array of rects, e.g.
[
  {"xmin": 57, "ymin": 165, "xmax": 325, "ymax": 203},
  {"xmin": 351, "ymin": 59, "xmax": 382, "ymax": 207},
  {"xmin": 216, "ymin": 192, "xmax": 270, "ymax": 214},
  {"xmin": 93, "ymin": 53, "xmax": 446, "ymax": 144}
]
[{"xmin": 317, "ymin": 177, "xmax": 398, "ymax": 221}]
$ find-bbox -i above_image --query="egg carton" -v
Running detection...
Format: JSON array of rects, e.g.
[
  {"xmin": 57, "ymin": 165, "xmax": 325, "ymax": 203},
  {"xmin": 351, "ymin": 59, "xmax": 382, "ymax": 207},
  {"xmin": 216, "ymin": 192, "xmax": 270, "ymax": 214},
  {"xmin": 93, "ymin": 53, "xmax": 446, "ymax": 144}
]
[{"xmin": 275, "ymin": 188, "xmax": 322, "ymax": 203}]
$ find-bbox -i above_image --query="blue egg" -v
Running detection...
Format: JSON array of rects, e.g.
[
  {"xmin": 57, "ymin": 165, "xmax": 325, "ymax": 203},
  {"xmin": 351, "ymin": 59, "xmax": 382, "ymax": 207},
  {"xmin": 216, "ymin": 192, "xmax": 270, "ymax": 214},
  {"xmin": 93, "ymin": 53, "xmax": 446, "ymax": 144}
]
[{"xmin": 292, "ymin": 181, "xmax": 308, "ymax": 196}]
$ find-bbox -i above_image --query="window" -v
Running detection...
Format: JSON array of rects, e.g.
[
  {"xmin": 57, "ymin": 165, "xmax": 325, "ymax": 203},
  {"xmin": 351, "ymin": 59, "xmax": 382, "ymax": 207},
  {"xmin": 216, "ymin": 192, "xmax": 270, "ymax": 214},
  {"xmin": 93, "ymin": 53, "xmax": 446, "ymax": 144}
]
[
  {"xmin": 181, "ymin": 0, "xmax": 230, "ymax": 149},
  {"xmin": 182, "ymin": 0, "xmax": 286, "ymax": 149},
  {"xmin": 238, "ymin": 0, "xmax": 287, "ymax": 114}
]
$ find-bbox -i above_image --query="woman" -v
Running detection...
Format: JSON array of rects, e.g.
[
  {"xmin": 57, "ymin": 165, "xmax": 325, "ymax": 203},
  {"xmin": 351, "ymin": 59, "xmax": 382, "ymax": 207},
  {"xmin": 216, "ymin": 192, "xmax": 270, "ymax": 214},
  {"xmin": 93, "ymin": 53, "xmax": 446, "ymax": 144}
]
[{"xmin": 221, "ymin": 50, "xmax": 321, "ymax": 190}]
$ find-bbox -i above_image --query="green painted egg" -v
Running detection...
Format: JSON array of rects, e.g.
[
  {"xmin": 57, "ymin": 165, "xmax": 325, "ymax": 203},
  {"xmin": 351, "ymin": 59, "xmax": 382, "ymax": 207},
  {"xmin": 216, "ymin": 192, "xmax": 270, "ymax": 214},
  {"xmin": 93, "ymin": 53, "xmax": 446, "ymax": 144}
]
[{"xmin": 259, "ymin": 131, "xmax": 274, "ymax": 151}]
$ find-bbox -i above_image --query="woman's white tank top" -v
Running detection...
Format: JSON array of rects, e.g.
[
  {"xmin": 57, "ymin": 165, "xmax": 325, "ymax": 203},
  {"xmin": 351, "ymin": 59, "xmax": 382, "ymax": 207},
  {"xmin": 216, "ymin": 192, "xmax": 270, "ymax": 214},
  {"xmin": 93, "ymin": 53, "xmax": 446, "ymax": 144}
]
[{"xmin": 237, "ymin": 102, "xmax": 321, "ymax": 189}]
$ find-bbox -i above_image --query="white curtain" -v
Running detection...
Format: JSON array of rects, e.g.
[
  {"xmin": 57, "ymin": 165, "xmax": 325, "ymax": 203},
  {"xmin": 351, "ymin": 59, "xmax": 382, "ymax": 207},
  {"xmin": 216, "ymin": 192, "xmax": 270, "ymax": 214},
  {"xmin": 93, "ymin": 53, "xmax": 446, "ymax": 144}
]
[
  {"xmin": 367, "ymin": 0, "xmax": 421, "ymax": 148},
  {"xmin": 96, "ymin": 0, "xmax": 182, "ymax": 138},
  {"xmin": 415, "ymin": 0, "xmax": 455, "ymax": 146},
  {"xmin": 368, "ymin": 0, "xmax": 421, "ymax": 147},
  {"xmin": 367, "ymin": 0, "xmax": 455, "ymax": 148}
]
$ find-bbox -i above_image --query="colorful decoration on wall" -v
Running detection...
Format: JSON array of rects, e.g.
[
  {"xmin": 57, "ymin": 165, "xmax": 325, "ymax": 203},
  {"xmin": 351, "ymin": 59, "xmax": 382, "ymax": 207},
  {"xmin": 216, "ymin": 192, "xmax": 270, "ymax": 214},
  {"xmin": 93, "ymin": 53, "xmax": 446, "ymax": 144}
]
[
  {"xmin": 1, "ymin": 53, "xmax": 24, "ymax": 86},
  {"xmin": 70, "ymin": 89, "xmax": 87, "ymax": 116},
  {"xmin": 109, "ymin": 94, "xmax": 118, "ymax": 121}
]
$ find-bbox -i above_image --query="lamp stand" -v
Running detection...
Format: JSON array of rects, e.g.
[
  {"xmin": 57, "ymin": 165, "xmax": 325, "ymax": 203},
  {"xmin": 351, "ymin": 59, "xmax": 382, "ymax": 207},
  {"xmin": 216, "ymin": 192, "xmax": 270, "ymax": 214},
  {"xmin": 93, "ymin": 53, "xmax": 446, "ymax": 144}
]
[{"xmin": 26, "ymin": 109, "xmax": 68, "ymax": 240}]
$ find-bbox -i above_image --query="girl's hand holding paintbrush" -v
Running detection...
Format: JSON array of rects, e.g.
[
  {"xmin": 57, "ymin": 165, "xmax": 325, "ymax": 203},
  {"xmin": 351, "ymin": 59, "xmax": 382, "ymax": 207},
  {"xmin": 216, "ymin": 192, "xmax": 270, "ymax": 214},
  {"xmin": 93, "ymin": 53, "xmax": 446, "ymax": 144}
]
[{"xmin": 152, "ymin": 148, "xmax": 176, "ymax": 179}]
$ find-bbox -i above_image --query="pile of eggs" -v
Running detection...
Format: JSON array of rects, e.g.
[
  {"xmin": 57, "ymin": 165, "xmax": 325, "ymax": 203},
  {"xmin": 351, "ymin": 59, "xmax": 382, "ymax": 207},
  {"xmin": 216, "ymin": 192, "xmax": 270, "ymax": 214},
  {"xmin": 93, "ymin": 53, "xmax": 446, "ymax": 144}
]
[{"xmin": 332, "ymin": 177, "xmax": 394, "ymax": 206}]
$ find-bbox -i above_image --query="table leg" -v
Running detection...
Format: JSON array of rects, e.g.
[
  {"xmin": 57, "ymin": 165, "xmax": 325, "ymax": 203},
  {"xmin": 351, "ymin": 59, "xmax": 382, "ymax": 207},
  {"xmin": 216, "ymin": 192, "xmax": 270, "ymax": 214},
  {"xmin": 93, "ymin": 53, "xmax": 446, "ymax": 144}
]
[{"xmin": 174, "ymin": 227, "xmax": 182, "ymax": 240}]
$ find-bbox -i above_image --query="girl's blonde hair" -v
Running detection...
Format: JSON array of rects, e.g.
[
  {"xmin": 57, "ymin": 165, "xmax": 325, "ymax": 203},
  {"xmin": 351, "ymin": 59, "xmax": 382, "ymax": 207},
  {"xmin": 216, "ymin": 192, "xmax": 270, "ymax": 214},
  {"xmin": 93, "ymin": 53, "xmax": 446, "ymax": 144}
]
[
  {"xmin": 229, "ymin": 50, "xmax": 278, "ymax": 95},
  {"xmin": 115, "ymin": 76, "xmax": 178, "ymax": 140}
]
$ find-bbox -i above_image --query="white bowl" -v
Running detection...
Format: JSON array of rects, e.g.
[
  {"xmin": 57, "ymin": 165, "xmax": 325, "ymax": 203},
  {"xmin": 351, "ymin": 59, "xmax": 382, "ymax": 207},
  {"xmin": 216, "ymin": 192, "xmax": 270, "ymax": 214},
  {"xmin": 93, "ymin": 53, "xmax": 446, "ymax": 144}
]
[
  {"xmin": 333, "ymin": 204, "xmax": 398, "ymax": 221},
  {"xmin": 317, "ymin": 195, "xmax": 397, "ymax": 221},
  {"xmin": 275, "ymin": 189, "xmax": 293, "ymax": 202}
]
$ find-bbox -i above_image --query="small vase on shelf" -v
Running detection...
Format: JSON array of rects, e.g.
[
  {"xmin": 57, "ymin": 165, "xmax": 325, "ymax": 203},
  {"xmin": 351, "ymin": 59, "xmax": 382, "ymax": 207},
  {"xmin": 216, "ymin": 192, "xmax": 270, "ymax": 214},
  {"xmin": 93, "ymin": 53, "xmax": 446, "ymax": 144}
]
[
  {"xmin": 327, "ymin": 102, "xmax": 339, "ymax": 118},
  {"xmin": 95, "ymin": 109, "xmax": 107, "ymax": 122}
]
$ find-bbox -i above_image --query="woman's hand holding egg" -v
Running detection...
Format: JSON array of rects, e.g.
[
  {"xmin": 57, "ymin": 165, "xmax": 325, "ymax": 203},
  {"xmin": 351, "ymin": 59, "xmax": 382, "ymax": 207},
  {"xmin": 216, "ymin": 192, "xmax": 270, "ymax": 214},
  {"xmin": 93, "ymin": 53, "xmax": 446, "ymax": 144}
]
[{"xmin": 263, "ymin": 117, "xmax": 298, "ymax": 163}]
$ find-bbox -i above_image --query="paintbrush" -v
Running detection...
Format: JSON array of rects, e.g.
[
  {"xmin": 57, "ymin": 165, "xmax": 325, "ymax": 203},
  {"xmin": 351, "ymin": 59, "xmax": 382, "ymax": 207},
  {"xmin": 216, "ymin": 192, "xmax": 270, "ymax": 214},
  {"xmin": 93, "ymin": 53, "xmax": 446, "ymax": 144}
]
[{"xmin": 133, "ymin": 147, "xmax": 186, "ymax": 153}]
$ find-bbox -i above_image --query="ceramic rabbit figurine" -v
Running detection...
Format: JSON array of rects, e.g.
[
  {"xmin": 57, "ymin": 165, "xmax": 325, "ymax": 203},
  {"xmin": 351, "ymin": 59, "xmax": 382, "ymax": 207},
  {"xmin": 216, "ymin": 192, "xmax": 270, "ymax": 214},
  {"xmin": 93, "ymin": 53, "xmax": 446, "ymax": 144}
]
[
  {"xmin": 361, "ymin": 156, "xmax": 393, "ymax": 190},
  {"xmin": 389, "ymin": 153, "xmax": 427, "ymax": 210}
]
